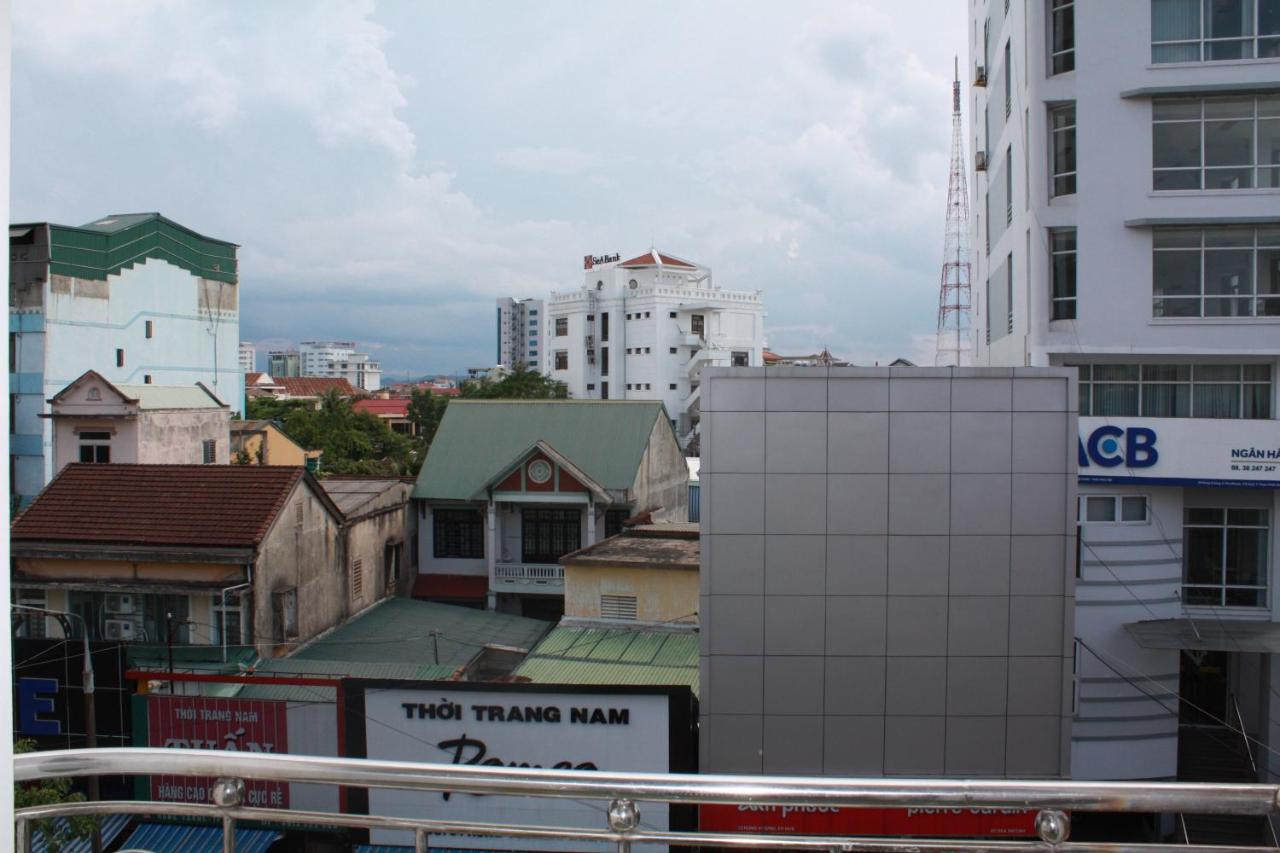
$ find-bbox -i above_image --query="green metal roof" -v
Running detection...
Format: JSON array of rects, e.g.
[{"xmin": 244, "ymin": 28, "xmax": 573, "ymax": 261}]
[
  {"xmin": 513, "ymin": 626, "xmax": 699, "ymax": 698},
  {"xmin": 234, "ymin": 657, "xmax": 459, "ymax": 703},
  {"xmin": 19, "ymin": 213, "xmax": 238, "ymax": 284},
  {"xmin": 115, "ymin": 384, "xmax": 227, "ymax": 410},
  {"xmin": 413, "ymin": 400, "xmax": 668, "ymax": 501},
  {"xmin": 291, "ymin": 598, "xmax": 551, "ymax": 667}
]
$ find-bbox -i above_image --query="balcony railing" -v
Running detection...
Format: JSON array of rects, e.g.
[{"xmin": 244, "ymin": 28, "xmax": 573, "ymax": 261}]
[
  {"xmin": 494, "ymin": 562, "xmax": 564, "ymax": 589},
  {"xmin": 15, "ymin": 748, "xmax": 1280, "ymax": 852}
]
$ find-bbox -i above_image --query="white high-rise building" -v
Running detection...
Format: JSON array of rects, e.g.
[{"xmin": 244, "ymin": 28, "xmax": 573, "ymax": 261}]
[
  {"xmin": 495, "ymin": 297, "xmax": 544, "ymax": 371},
  {"xmin": 239, "ymin": 340, "xmax": 256, "ymax": 373},
  {"xmin": 545, "ymin": 250, "xmax": 765, "ymax": 443},
  {"xmin": 969, "ymin": 0, "xmax": 1280, "ymax": 800},
  {"xmin": 298, "ymin": 340, "xmax": 381, "ymax": 390}
]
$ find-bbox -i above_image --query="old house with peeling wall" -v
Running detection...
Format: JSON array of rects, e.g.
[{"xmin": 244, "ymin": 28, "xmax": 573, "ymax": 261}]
[
  {"xmin": 9, "ymin": 213, "xmax": 241, "ymax": 506},
  {"xmin": 320, "ymin": 477, "xmax": 417, "ymax": 614}
]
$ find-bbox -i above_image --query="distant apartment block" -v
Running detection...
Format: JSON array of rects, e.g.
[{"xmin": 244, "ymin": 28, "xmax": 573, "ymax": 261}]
[
  {"xmin": 299, "ymin": 340, "xmax": 382, "ymax": 391},
  {"xmin": 9, "ymin": 212, "xmax": 241, "ymax": 506},
  {"xmin": 545, "ymin": 250, "xmax": 765, "ymax": 447},
  {"xmin": 239, "ymin": 340, "xmax": 256, "ymax": 373},
  {"xmin": 496, "ymin": 297, "xmax": 544, "ymax": 370},
  {"xmin": 267, "ymin": 350, "xmax": 301, "ymax": 377}
]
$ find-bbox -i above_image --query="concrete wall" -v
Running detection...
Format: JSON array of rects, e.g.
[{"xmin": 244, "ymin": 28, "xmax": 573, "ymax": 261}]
[
  {"xmin": 138, "ymin": 409, "xmax": 231, "ymax": 465},
  {"xmin": 630, "ymin": 414, "xmax": 689, "ymax": 522},
  {"xmin": 699, "ymin": 366, "xmax": 1077, "ymax": 778},
  {"xmin": 565, "ymin": 563, "xmax": 698, "ymax": 624},
  {"xmin": 344, "ymin": 484, "xmax": 414, "ymax": 613},
  {"xmin": 51, "ymin": 419, "xmax": 140, "ymax": 472},
  {"xmin": 253, "ymin": 482, "xmax": 346, "ymax": 657}
]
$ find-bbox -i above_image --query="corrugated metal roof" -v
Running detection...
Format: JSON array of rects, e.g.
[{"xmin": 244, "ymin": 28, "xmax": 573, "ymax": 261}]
[
  {"xmin": 115, "ymin": 384, "xmax": 226, "ymax": 410},
  {"xmin": 235, "ymin": 657, "xmax": 459, "ymax": 702},
  {"xmin": 117, "ymin": 823, "xmax": 280, "ymax": 852},
  {"xmin": 48, "ymin": 213, "xmax": 238, "ymax": 284},
  {"xmin": 412, "ymin": 400, "xmax": 668, "ymax": 501},
  {"xmin": 514, "ymin": 626, "xmax": 698, "ymax": 697},
  {"xmin": 31, "ymin": 814, "xmax": 131, "ymax": 853},
  {"xmin": 290, "ymin": 598, "xmax": 551, "ymax": 667}
]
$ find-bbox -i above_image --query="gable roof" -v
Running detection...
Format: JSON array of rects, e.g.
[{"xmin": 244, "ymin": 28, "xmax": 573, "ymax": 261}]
[
  {"xmin": 10, "ymin": 464, "xmax": 335, "ymax": 549},
  {"xmin": 353, "ymin": 398, "xmax": 410, "ymax": 417},
  {"xmin": 49, "ymin": 370, "xmax": 227, "ymax": 410},
  {"xmin": 273, "ymin": 376, "xmax": 360, "ymax": 398},
  {"xmin": 513, "ymin": 626, "xmax": 699, "ymax": 697},
  {"xmin": 412, "ymin": 400, "xmax": 668, "ymax": 501},
  {"xmin": 619, "ymin": 249, "xmax": 697, "ymax": 269},
  {"xmin": 245, "ymin": 372, "xmax": 277, "ymax": 387},
  {"xmin": 320, "ymin": 477, "xmax": 409, "ymax": 516}
]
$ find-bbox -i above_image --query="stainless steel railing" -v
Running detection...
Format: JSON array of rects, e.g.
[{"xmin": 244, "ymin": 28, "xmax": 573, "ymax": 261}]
[{"xmin": 16, "ymin": 747, "xmax": 1280, "ymax": 852}]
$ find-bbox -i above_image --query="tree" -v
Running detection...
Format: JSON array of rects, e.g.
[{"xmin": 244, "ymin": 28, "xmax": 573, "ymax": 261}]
[
  {"xmin": 270, "ymin": 390, "xmax": 418, "ymax": 477},
  {"xmin": 460, "ymin": 364, "xmax": 567, "ymax": 399},
  {"xmin": 14, "ymin": 739, "xmax": 97, "ymax": 852},
  {"xmin": 407, "ymin": 389, "xmax": 450, "ymax": 445}
]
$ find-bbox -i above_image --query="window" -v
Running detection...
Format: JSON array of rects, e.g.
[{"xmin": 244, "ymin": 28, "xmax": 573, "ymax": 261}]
[
  {"xmin": 1183, "ymin": 506, "xmax": 1270, "ymax": 607},
  {"xmin": 601, "ymin": 312, "xmax": 609, "ymax": 341},
  {"xmin": 522, "ymin": 508, "xmax": 581, "ymax": 563},
  {"xmin": 15, "ymin": 589, "xmax": 47, "ymax": 639},
  {"xmin": 433, "ymin": 508, "xmax": 484, "ymax": 558},
  {"xmin": 1005, "ymin": 145, "xmax": 1013, "ymax": 224},
  {"xmin": 145, "ymin": 320, "xmax": 153, "ymax": 339},
  {"xmin": 144, "ymin": 374, "xmax": 153, "ymax": 384},
  {"xmin": 586, "ymin": 314, "xmax": 594, "ymax": 322},
  {"xmin": 1006, "ymin": 254, "xmax": 1014, "ymax": 334},
  {"xmin": 732, "ymin": 351, "xmax": 749, "ymax": 367},
  {"xmin": 1072, "ymin": 362, "xmax": 1272, "ymax": 418},
  {"xmin": 202, "ymin": 439, "xmax": 217, "ymax": 464},
  {"xmin": 669, "ymin": 311, "xmax": 677, "ymax": 318},
  {"xmin": 587, "ymin": 383, "xmax": 595, "ymax": 391},
  {"xmin": 554, "ymin": 350, "xmax": 568, "ymax": 371},
  {"xmin": 272, "ymin": 588, "xmax": 299, "ymax": 641},
  {"xmin": 384, "ymin": 542, "xmax": 402, "ymax": 590},
  {"xmin": 600, "ymin": 594, "xmax": 638, "ymax": 621},
  {"xmin": 1081, "ymin": 495, "xmax": 1150, "ymax": 523},
  {"xmin": 1050, "ymin": 103, "xmax": 1077, "ymax": 196},
  {"xmin": 78, "ymin": 431, "xmax": 111, "ymax": 464},
  {"xmin": 1004, "ymin": 41, "xmax": 1012, "ymax": 118},
  {"xmin": 605, "ymin": 508, "xmax": 630, "ymax": 537},
  {"xmin": 1153, "ymin": 226, "xmax": 1280, "ymax": 317},
  {"xmin": 1152, "ymin": 0, "xmax": 1280, "ymax": 62},
  {"xmin": 554, "ymin": 317, "xmax": 568, "ymax": 336},
  {"xmin": 1051, "ymin": 228, "xmax": 1078, "ymax": 320},
  {"xmin": 644, "ymin": 347, "xmax": 651, "ymax": 354},
  {"xmin": 212, "ymin": 594, "xmax": 242, "ymax": 645},
  {"xmin": 1051, "ymin": 0, "xmax": 1075, "ymax": 73},
  {"xmin": 1153, "ymin": 96, "xmax": 1280, "ymax": 191},
  {"xmin": 691, "ymin": 314, "xmax": 705, "ymax": 336},
  {"xmin": 669, "ymin": 383, "xmax": 678, "ymax": 390},
  {"xmin": 8, "ymin": 332, "xmax": 15, "ymax": 372},
  {"xmin": 601, "ymin": 347, "xmax": 609, "ymax": 375},
  {"xmin": 116, "ymin": 348, "xmax": 125, "ymax": 368},
  {"xmin": 669, "ymin": 347, "xmax": 677, "ymax": 354},
  {"xmin": 529, "ymin": 320, "xmax": 538, "ymax": 326},
  {"xmin": 601, "ymin": 381, "xmax": 609, "ymax": 399},
  {"xmin": 352, "ymin": 558, "xmax": 364, "ymax": 599}
]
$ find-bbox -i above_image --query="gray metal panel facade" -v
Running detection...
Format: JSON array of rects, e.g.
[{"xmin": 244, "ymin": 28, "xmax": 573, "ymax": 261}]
[{"xmin": 699, "ymin": 366, "xmax": 1077, "ymax": 778}]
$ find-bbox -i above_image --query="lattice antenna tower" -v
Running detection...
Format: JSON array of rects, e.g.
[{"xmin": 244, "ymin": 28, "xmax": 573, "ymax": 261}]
[{"xmin": 935, "ymin": 56, "xmax": 973, "ymax": 367}]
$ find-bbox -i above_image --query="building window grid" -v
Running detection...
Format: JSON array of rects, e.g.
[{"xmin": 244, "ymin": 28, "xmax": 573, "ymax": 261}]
[
  {"xmin": 1153, "ymin": 96, "xmax": 1280, "ymax": 191},
  {"xmin": 1050, "ymin": 103, "xmax": 1077, "ymax": 196},
  {"xmin": 1182, "ymin": 506, "xmax": 1271, "ymax": 608},
  {"xmin": 433, "ymin": 509, "xmax": 484, "ymax": 559},
  {"xmin": 1005, "ymin": 145, "xmax": 1013, "ymax": 224},
  {"xmin": 1004, "ymin": 41, "xmax": 1012, "ymax": 118},
  {"xmin": 1050, "ymin": 0, "xmax": 1076, "ymax": 74},
  {"xmin": 1072, "ymin": 362, "xmax": 1272, "ymax": 418},
  {"xmin": 1153, "ymin": 226, "xmax": 1280, "ymax": 318},
  {"xmin": 521, "ymin": 508, "xmax": 581, "ymax": 564},
  {"xmin": 1006, "ymin": 255, "xmax": 1014, "ymax": 334},
  {"xmin": 1080, "ymin": 494, "xmax": 1150, "ymax": 524},
  {"xmin": 1152, "ymin": 0, "xmax": 1280, "ymax": 63},
  {"xmin": 1050, "ymin": 227, "xmax": 1078, "ymax": 320}
]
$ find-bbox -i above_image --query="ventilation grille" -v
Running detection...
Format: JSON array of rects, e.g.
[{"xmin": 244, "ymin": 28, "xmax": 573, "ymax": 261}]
[
  {"xmin": 600, "ymin": 594, "xmax": 637, "ymax": 621},
  {"xmin": 352, "ymin": 559, "xmax": 364, "ymax": 599}
]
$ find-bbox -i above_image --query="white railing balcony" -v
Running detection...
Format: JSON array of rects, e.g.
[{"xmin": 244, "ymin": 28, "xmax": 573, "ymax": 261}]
[
  {"xmin": 16, "ymin": 748, "xmax": 1280, "ymax": 852},
  {"xmin": 494, "ymin": 562, "xmax": 565, "ymax": 590}
]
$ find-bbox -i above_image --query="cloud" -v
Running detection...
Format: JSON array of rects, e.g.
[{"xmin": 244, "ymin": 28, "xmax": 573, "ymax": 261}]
[{"xmin": 496, "ymin": 146, "xmax": 606, "ymax": 176}]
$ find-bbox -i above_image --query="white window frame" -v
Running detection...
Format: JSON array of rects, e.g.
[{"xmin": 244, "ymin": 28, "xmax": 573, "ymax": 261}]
[
  {"xmin": 1182, "ymin": 506, "xmax": 1271, "ymax": 608},
  {"xmin": 1153, "ymin": 96, "xmax": 1280, "ymax": 192},
  {"xmin": 1050, "ymin": 227, "xmax": 1077, "ymax": 320},
  {"xmin": 1151, "ymin": 0, "xmax": 1280, "ymax": 63},
  {"xmin": 1152, "ymin": 225, "xmax": 1280, "ymax": 318},
  {"xmin": 1050, "ymin": 103, "xmax": 1077, "ymax": 197},
  {"xmin": 1078, "ymin": 494, "xmax": 1151, "ymax": 525},
  {"xmin": 1050, "ymin": 0, "xmax": 1076, "ymax": 75}
]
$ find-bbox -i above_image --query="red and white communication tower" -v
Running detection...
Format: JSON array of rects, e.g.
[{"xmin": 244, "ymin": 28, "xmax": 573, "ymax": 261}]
[{"xmin": 935, "ymin": 57, "xmax": 972, "ymax": 367}]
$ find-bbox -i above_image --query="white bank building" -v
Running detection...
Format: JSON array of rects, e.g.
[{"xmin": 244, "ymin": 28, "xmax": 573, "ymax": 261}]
[
  {"xmin": 544, "ymin": 250, "xmax": 765, "ymax": 446},
  {"xmin": 968, "ymin": 0, "xmax": 1280, "ymax": 816}
]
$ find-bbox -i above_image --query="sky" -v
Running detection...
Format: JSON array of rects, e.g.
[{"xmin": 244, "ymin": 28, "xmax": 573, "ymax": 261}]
[{"xmin": 12, "ymin": 1, "xmax": 968, "ymax": 380}]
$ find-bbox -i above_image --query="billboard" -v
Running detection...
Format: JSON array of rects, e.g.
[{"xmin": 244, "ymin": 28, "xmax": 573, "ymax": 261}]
[
  {"xmin": 700, "ymin": 804, "xmax": 1037, "ymax": 838},
  {"xmin": 146, "ymin": 695, "xmax": 290, "ymax": 808},
  {"xmin": 1079, "ymin": 418, "xmax": 1280, "ymax": 487},
  {"xmin": 345, "ymin": 681, "xmax": 696, "ymax": 850},
  {"xmin": 12, "ymin": 639, "xmax": 131, "ymax": 749}
]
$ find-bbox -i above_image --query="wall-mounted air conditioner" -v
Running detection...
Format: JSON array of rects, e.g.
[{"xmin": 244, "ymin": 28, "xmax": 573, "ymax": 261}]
[
  {"xmin": 105, "ymin": 593, "xmax": 136, "ymax": 614},
  {"xmin": 104, "ymin": 619, "xmax": 136, "ymax": 641},
  {"xmin": 975, "ymin": 151, "xmax": 989, "ymax": 172},
  {"xmin": 974, "ymin": 65, "xmax": 987, "ymax": 86}
]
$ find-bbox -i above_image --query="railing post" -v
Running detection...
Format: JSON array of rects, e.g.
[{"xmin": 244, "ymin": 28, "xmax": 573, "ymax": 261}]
[
  {"xmin": 415, "ymin": 827, "xmax": 429, "ymax": 853},
  {"xmin": 15, "ymin": 817, "xmax": 29, "ymax": 853},
  {"xmin": 211, "ymin": 777, "xmax": 245, "ymax": 853},
  {"xmin": 222, "ymin": 815, "xmax": 236, "ymax": 853},
  {"xmin": 607, "ymin": 798, "xmax": 639, "ymax": 853}
]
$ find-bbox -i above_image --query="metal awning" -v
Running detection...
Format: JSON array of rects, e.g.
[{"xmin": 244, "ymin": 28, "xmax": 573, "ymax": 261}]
[
  {"xmin": 31, "ymin": 814, "xmax": 131, "ymax": 853},
  {"xmin": 118, "ymin": 823, "xmax": 281, "ymax": 852},
  {"xmin": 1126, "ymin": 618, "xmax": 1280, "ymax": 653}
]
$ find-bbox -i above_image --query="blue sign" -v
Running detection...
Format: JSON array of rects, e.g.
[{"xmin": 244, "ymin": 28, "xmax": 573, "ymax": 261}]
[
  {"xmin": 1078, "ymin": 425, "xmax": 1159, "ymax": 469},
  {"xmin": 17, "ymin": 677, "xmax": 62, "ymax": 736}
]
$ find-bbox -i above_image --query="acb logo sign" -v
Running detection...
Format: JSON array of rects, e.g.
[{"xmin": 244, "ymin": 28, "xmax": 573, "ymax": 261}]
[{"xmin": 1079, "ymin": 426, "xmax": 1158, "ymax": 469}]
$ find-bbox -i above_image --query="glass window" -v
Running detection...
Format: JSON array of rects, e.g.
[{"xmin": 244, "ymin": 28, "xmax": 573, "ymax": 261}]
[
  {"xmin": 433, "ymin": 508, "xmax": 484, "ymax": 559},
  {"xmin": 691, "ymin": 314, "xmax": 705, "ymax": 336},
  {"xmin": 1051, "ymin": 103, "xmax": 1077, "ymax": 196},
  {"xmin": 1072, "ymin": 361, "xmax": 1270, "ymax": 418},
  {"xmin": 1005, "ymin": 145, "xmax": 1013, "ymax": 224},
  {"xmin": 1154, "ymin": 225, "xmax": 1280, "ymax": 317},
  {"xmin": 1004, "ymin": 41, "xmax": 1012, "ymax": 118},
  {"xmin": 731, "ymin": 351, "xmax": 749, "ymax": 367},
  {"xmin": 1051, "ymin": 0, "xmax": 1076, "ymax": 74},
  {"xmin": 522, "ymin": 508, "xmax": 581, "ymax": 564},
  {"xmin": 1153, "ymin": 0, "xmax": 1280, "ymax": 61},
  {"xmin": 78, "ymin": 431, "xmax": 111, "ymax": 464},
  {"xmin": 554, "ymin": 317, "xmax": 568, "ymax": 336},
  {"xmin": 554, "ymin": 350, "xmax": 568, "ymax": 371},
  {"xmin": 1183, "ymin": 504, "xmax": 1270, "ymax": 607},
  {"xmin": 1082, "ymin": 495, "xmax": 1150, "ymax": 523},
  {"xmin": 1050, "ymin": 228, "xmax": 1077, "ymax": 320},
  {"xmin": 1154, "ymin": 96, "xmax": 1280, "ymax": 191}
]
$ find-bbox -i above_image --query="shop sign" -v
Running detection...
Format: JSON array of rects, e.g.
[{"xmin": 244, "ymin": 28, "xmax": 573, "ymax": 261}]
[
  {"xmin": 1078, "ymin": 418, "xmax": 1280, "ymax": 487},
  {"xmin": 699, "ymin": 803, "xmax": 1038, "ymax": 838},
  {"xmin": 147, "ymin": 695, "xmax": 289, "ymax": 808},
  {"xmin": 583, "ymin": 253, "xmax": 621, "ymax": 269}
]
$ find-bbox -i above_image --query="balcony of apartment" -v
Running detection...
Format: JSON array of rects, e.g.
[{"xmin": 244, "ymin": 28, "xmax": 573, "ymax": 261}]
[
  {"xmin": 493, "ymin": 561, "xmax": 565, "ymax": 592},
  {"xmin": 17, "ymin": 747, "xmax": 1280, "ymax": 852}
]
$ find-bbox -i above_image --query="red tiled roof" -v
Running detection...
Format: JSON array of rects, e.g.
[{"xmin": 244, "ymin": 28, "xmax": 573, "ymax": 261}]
[
  {"xmin": 245, "ymin": 371, "xmax": 275, "ymax": 386},
  {"xmin": 619, "ymin": 250, "xmax": 697, "ymax": 269},
  {"xmin": 274, "ymin": 376, "xmax": 360, "ymax": 397},
  {"xmin": 11, "ymin": 464, "xmax": 309, "ymax": 549},
  {"xmin": 354, "ymin": 398, "xmax": 411, "ymax": 417},
  {"xmin": 413, "ymin": 574, "xmax": 488, "ymax": 601},
  {"xmin": 762, "ymin": 349, "xmax": 782, "ymax": 364}
]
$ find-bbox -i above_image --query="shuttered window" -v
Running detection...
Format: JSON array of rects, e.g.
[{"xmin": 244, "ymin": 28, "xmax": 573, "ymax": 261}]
[
  {"xmin": 600, "ymin": 594, "xmax": 638, "ymax": 621},
  {"xmin": 352, "ymin": 559, "xmax": 364, "ymax": 599}
]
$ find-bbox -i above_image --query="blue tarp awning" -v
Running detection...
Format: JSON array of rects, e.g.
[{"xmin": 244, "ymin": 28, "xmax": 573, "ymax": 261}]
[
  {"xmin": 118, "ymin": 822, "xmax": 282, "ymax": 852},
  {"xmin": 31, "ymin": 814, "xmax": 131, "ymax": 853}
]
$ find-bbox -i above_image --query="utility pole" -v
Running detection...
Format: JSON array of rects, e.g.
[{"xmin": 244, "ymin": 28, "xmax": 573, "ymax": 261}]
[
  {"xmin": 935, "ymin": 56, "xmax": 973, "ymax": 367},
  {"xmin": 166, "ymin": 611, "xmax": 176, "ymax": 693}
]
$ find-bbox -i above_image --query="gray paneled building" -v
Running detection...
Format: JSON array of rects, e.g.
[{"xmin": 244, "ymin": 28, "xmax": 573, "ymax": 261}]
[{"xmin": 698, "ymin": 366, "xmax": 1076, "ymax": 777}]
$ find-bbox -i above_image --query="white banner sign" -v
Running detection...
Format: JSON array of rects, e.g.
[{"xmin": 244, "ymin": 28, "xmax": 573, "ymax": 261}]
[
  {"xmin": 362, "ymin": 686, "xmax": 673, "ymax": 850},
  {"xmin": 1078, "ymin": 417, "xmax": 1280, "ymax": 487}
]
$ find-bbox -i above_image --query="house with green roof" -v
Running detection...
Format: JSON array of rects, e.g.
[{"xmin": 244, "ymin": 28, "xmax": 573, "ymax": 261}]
[
  {"xmin": 412, "ymin": 399, "xmax": 687, "ymax": 617},
  {"xmin": 10, "ymin": 212, "xmax": 241, "ymax": 506},
  {"xmin": 46, "ymin": 369, "xmax": 231, "ymax": 470}
]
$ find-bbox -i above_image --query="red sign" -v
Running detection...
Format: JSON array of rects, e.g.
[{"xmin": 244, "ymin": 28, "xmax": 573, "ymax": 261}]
[
  {"xmin": 700, "ymin": 804, "xmax": 1038, "ymax": 838},
  {"xmin": 147, "ymin": 695, "xmax": 290, "ymax": 809}
]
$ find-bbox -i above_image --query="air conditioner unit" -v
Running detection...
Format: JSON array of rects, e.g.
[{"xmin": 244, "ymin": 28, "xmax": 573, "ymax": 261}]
[
  {"xmin": 104, "ymin": 619, "xmax": 136, "ymax": 641},
  {"xmin": 975, "ymin": 150, "xmax": 989, "ymax": 172},
  {"xmin": 973, "ymin": 64, "xmax": 987, "ymax": 86},
  {"xmin": 104, "ymin": 593, "xmax": 136, "ymax": 614}
]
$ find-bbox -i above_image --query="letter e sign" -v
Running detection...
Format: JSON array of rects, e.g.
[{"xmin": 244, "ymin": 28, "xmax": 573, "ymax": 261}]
[{"xmin": 18, "ymin": 677, "xmax": 62, "ymax": 736}]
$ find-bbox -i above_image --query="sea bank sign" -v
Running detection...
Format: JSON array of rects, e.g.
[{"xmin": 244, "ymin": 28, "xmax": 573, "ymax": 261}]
[{"xmin": 1078, "ymin": 417, "xmax": 1279, "ymax": 487}]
